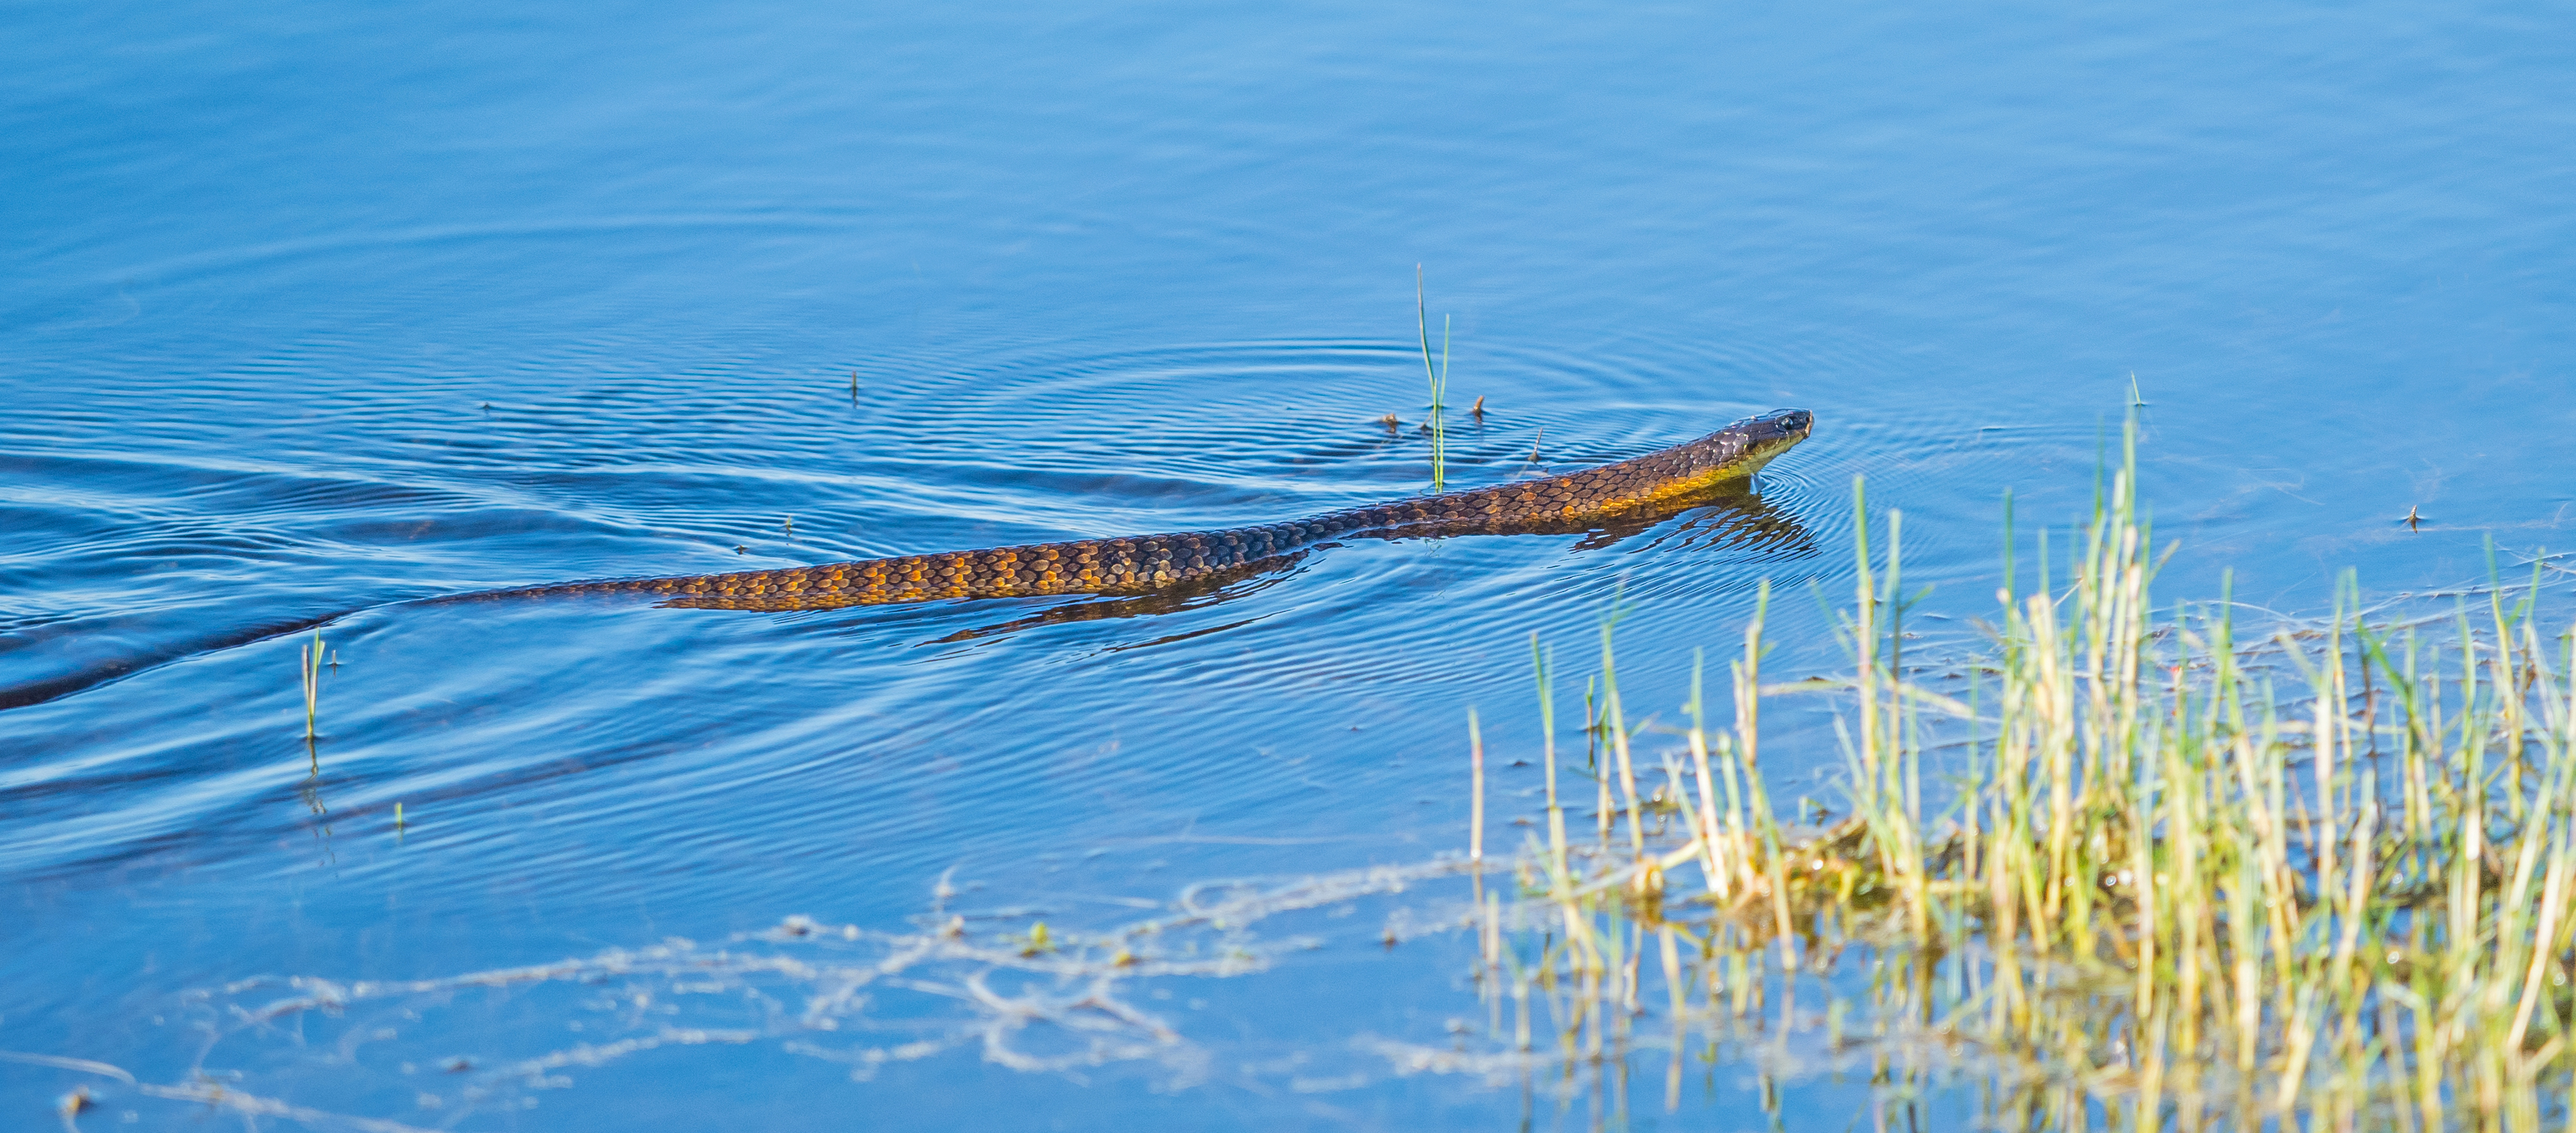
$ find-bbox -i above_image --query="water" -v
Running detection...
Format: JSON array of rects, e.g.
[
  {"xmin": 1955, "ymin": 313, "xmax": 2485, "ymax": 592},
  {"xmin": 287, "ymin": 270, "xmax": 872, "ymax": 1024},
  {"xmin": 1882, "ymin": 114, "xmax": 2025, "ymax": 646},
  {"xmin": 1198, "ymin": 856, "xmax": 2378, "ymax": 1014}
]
[{"xmin": 4, "ymin": 0, "xmax": 2571, "ymax": 1126}]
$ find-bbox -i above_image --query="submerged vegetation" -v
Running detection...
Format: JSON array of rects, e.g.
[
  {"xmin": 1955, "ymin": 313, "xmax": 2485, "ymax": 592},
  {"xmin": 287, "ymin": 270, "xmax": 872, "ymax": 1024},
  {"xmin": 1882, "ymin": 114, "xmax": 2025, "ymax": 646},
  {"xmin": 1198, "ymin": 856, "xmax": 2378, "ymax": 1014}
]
[{"xmin": 1471, "ymin": 415, "xmax": 2576, "ymax": 1130}]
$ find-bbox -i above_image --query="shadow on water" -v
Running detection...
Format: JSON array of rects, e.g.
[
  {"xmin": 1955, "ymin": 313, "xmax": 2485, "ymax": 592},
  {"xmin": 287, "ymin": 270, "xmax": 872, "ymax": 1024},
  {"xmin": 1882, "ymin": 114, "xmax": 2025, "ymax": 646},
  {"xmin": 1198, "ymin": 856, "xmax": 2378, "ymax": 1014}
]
[{"xmin": 0, "ymin": 611, "xmax": 356, "ymax": 713}]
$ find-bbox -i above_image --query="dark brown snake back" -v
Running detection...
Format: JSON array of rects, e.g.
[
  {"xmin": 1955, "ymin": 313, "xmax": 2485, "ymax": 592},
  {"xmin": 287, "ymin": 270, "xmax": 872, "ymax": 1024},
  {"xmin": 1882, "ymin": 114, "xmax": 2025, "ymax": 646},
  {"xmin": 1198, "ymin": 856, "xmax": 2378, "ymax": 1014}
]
[{"xmin": 480, "ymin": 409, "xmax": 1813, "ymax": 611}]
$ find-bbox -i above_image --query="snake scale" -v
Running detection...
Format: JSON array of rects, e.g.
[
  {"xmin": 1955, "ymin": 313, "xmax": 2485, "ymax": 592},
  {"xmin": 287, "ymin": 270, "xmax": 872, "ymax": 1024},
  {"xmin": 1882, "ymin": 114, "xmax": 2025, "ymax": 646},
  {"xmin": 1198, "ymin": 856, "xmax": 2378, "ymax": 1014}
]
[{"xmin": 483, "ymin": 409, "xmax": 1813, "ymax": 612}]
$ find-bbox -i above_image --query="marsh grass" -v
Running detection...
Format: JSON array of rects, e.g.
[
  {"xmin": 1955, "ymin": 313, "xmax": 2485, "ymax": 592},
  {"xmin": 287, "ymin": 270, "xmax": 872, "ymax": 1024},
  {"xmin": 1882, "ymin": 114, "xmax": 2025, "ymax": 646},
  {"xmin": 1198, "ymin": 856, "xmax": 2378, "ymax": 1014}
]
[
  {"xmin": 1473, "ymin": 412, "xmax": 2576, "ymax": 1131},
  {"xmin": 298, "ymin": 628, "xmax": 325, "ymax": 769},
  {"xmin": 1416, "ymin": 265, "xmax": 1451, "ymax": 493}
]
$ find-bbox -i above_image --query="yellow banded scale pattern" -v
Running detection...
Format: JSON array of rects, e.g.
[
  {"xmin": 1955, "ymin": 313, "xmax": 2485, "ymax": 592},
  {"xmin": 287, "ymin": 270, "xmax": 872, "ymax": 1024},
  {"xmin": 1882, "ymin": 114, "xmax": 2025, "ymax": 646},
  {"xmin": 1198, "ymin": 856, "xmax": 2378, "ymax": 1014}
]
[{"xmin": 482, "ymin": 409, "xmax": 1813, "ymax": 611}]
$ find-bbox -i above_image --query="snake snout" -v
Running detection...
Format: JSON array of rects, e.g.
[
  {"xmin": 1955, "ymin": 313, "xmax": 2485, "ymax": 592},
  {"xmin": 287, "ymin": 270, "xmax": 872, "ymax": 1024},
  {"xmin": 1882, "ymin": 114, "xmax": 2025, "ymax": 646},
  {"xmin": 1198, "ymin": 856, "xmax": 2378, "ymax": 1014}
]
[{"xmin": 1764, "ymin": 409, "xmax": 1814, "ymax": 437}]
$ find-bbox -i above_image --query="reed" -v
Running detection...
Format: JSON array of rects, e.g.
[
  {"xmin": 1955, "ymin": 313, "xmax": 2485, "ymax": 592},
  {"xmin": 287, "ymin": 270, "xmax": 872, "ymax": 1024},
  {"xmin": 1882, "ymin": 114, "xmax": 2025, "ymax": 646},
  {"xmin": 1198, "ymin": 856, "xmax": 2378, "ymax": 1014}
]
[
  {"xmin": 299, "ymin": 628, "xmax": 324, "ymax": 770},
  {"xmin": 1477, "ymin": 410, "xmax": 2576, "ymax": 1131},
  {"xmin": 1414, "ymin": 265, "xmax": 1450, "ymax": 493}
]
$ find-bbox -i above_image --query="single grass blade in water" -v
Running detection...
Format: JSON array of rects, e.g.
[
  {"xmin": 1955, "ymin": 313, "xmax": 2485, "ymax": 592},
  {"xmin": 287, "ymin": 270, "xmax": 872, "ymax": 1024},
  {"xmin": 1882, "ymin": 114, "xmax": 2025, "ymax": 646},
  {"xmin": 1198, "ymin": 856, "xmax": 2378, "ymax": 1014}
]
[{"xmin": 1414, "ymin": 266, "xmax": 1448, "ymax": 493}]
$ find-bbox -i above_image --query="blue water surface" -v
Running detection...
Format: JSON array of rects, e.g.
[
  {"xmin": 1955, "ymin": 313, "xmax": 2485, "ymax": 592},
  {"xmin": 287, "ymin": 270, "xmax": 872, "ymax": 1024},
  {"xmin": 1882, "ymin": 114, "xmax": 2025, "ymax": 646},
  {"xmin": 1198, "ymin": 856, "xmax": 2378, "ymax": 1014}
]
[{"xmin": 4, "ymin": 0, "xmax": 2572, "ymax": 1127}]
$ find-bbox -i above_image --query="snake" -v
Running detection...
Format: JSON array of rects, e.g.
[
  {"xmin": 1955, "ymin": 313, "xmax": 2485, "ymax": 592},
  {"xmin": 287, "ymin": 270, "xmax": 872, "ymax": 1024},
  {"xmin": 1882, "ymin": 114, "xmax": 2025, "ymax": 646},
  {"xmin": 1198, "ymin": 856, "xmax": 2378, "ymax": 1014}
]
[{"xmin": 479, "ymin": 409, "xmax": 1813, "ymax": 612}]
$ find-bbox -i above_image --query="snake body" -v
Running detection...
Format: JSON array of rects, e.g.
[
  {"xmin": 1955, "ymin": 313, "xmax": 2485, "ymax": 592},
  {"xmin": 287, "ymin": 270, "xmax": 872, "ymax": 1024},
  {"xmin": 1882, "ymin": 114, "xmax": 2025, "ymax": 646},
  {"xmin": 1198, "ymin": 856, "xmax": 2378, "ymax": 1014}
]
[{"xmin": 487, "ymin": 409, "xmax": 1812, "ymax": 612}]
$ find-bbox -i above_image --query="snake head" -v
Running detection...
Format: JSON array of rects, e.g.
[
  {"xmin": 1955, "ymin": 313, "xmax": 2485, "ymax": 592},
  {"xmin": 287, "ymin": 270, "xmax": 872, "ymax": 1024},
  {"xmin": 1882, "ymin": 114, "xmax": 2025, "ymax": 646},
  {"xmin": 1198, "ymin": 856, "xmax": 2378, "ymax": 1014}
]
[
  {"xmin": 1733, "ymin": 409, "xmax": 1814, "ymax": 461},
  {"xmin": 1704, "ymin": 409, "xmax": 1813, "ymax": 481},
  {"xmin": 1753, "ymin": 408, "xmax": 1814, "ymax": 441}
]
